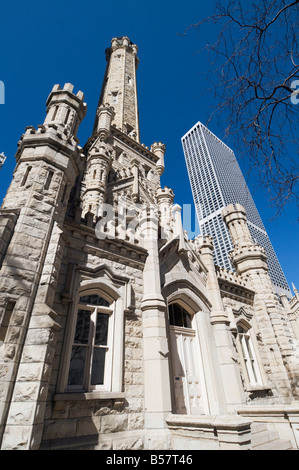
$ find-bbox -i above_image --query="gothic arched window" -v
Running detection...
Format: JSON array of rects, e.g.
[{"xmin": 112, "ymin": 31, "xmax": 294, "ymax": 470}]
[
  {"xmin": 237, "ymin": 322, "xmax": 263, "ymax": 387},
  {"xmin": 67, "ymin": 293, "xmax": 114, "ymax": 391}
]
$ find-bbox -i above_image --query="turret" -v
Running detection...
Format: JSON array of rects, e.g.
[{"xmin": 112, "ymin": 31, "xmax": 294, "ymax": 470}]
[
  {"xmin": 81, "ymin": 143, "xmax": 112, "ymax": 218},
  {"xmin": 222, "ymin": 204, "xmax": 268, "ymax": 275},
  {"xmin": 151, "ymin": 142, "xmax": 166, "ymax": 176},
  {"xmin": 0, "ymin": 83, "xmax": 86, "ymax": 448},
  {"xmin": 2, "ymin": 83, "xmax": 86, "ymax": 217},
  {"xmin": 43, "ymin": 83, "xmax": 86, "ymax": 139},
  {"xmin": 94, "ymin": 37, "xmax": 140, "ymax": 141}
]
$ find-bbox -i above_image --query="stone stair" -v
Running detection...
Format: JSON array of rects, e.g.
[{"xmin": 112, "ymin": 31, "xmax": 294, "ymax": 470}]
[{"xmin": 251, "ymin": 422, "xmax": 294, "ymax": 450}]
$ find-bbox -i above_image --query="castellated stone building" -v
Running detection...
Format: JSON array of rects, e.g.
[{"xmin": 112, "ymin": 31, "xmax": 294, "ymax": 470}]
[{"xmin": 0, "ymin": 36, "xmax": 299, "ymax": 451}]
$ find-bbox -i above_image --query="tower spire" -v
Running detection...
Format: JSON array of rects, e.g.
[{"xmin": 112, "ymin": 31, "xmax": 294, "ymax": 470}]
[{"xmin": 94, "ymin": 36, "xmax": 140, "ymax": 142}]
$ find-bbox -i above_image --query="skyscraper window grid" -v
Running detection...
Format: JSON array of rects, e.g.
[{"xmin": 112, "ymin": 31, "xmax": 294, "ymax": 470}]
[{"xmin": 182, "ymin": 121, "xmax": 291, "ymax": 298}]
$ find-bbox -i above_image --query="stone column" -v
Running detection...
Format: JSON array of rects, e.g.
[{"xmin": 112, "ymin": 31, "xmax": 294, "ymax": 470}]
[
  {"xmin": 198, "ymin": 235, "xmax": 246, "ymax": 411},
  {"xmin": 140, "ymin": 206, "xmax": 172, "ymax": 449}
]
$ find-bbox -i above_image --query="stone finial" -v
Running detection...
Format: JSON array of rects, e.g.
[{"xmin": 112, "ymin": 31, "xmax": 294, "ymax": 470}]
[{"xmin": 173, "ymin": 204, "xmax": 188, "ymax": 253}]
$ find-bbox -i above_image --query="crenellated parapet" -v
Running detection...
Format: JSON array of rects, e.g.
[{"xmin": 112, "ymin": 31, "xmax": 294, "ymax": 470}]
[
  {"xmin": 216, "ymin": 265, "xmax": 250, "ymax": 288},
  {"xmin": 44, "ymin": 83, "xmax": 87, "ymax": 137},
  {"xmin": 192, "ymin": 234, "xmax": 214, "ymax": 254},
  {"xmin": 16, "ymin": 83, "xmax": 87, "ymax": 171}
]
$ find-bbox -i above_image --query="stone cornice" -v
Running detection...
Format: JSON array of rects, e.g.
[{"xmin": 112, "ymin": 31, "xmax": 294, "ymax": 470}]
[
  {"xmin": 216, "ymin": 268, "xmax": 255, "ymax": 305},
  {"xmin": 15, "ymin": 125, "xmax": 84, "ymax": 174},
  {"xmin": 63, "ymin": 220, "xmax": 148, "ymax": 269}
]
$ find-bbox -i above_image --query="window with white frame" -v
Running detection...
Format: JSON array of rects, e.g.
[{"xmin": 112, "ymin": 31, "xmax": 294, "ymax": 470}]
[
  {"xmin": 67, "ymin": 293, "xmax": 114, "ymax": 392},
  {"xmin": 237, "ymin": 322, "xmax": 263, "ymax": 387}
]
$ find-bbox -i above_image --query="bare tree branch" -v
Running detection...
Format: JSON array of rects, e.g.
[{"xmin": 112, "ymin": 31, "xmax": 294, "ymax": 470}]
[{"xmin": 182, "ymin": 0, "xmax": 299, "ymax": 218}]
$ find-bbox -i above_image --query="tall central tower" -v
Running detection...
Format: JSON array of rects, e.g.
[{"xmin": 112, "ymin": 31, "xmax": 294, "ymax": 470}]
[{"xmin": 94, "ymin": 36, "xmax": 140, "ymax": 141}]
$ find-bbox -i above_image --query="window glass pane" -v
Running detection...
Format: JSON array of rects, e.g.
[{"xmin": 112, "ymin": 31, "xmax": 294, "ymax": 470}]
[
  {"xmin": 182, "ymin": 310, "xmax": 192, "ymax": 328},
  {"xmin": 169, "ymin": 304, "xmax": 175, "ymax": 326},
  {"xmin": 68, "ymin": 346, "xmax": 86, "ymax": 386},
  {"xmin": 79, "ymin": 294, "xmax": 110, "ymax": 307},
  {"xmin": 168, "ymin": 303, "xmax": 192, "ymax": 328},
  {"xmin": 237, "ymin": 325, "xmax": 247, "ymax": 334},
  {"xmin": 173, "ymin": 304, "xmax": 184, "ymax": 327},
  {"xmin": 95, "ymin": 313, "xmax": 109, "ymax": 345},
  {"xmin": 74, "ymin": 309, "xmax": 91, "ymax": 344},
  {"xmin": 91, "ymin": 348, "xmax": 106, "ymax": 385}
]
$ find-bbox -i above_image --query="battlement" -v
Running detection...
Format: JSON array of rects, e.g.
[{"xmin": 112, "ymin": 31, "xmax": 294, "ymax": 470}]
[
  {"xmin": 156, "ymin": 186, "xmax": 174, "ymax": 199},
  {"xmin": 46, "ymin": 83, "xmax": 85, "ymax": 105},
  {"xmin": 191, "ymin": 234, "xmax": 214, "ymax": 252},
  {"xmin": 151, "ymin": 142, "xmax": 166, "ymax": 155},
  {"xmin": 46, "ymin": 83, "xmax": 87, "ymax": 121},
  {"xmin": 110, "ymin": 36, "xmax": 138, "ymax": 55},
  {"xmin": 222, "ymin": 203, "xmax": 246, "ymax": 218},
  {"xmin": 215, "ymin": 265, "xmax": 250, "ymax": 288},
  {"xmin": 231, "ymin": 243, "xmax": 266, "ymax": 257}
]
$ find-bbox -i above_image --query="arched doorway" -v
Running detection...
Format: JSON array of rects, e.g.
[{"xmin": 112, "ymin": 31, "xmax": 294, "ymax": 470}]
[{"xmin": 168, "ymin": 302, "xmax": 208, "ymax": 415}]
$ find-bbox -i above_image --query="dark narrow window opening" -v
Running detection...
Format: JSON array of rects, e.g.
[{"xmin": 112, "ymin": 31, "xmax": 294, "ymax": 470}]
[
  {"xmin": 0, "ymin": 300, "xmax": 16, "ymax": 344},
  {"xmin": 64, "ymin": 108, "xmax": 71, "ymax": 124},
  {"xmin": 44, "ymin": 170, "xmax": 54, "ymax": 191},
  {"xmin": 61, "ymin": 183, "xmax": 68, "ymax": 203},
  {"xmin": 20, "ymin": 166, "xmax": 32, "ymax": 187},
  {"xmin": 52, "ymin": 105, "xmax": 59, "ymax": 121}
]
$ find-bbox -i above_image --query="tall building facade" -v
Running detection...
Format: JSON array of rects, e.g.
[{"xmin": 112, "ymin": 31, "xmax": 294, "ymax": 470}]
[
  {"xmin": 181, "ymin": 121, "xmax": 291, "ymax": 298},
  {"xmin": 0, "ymin": 37, "xmax": 299, "ymax": 451}
]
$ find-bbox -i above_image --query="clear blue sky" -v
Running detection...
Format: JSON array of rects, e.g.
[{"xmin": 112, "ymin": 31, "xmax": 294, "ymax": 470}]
[{"xmin": 0, "ymin": 0, "xmax": 297, "ymax": 292}]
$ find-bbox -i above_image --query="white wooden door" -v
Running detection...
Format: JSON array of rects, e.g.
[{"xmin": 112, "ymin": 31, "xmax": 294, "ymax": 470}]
[{"xmin": 170, "ymin": 326, "xmax": 207, "ymax": 415}]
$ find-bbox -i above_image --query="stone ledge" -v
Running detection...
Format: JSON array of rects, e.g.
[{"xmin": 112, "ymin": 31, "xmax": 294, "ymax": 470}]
[
  {"xmin": 237, "ymin": 404, "xmax": 299, "ymax": 416},
  {"xmin": 166, "ymin": 413, "xmax": 252, "ymax": 450},
  {"xmin": 166, "ymin": 413, "xmax": 251, "ymax": 430},
  {"xmin": 40, "ymin": 434, "xmax": 99, "ymax": 450},
  {"xmin": 53, "ymin": 391, "xmax": 126, "ymax": 402}
]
